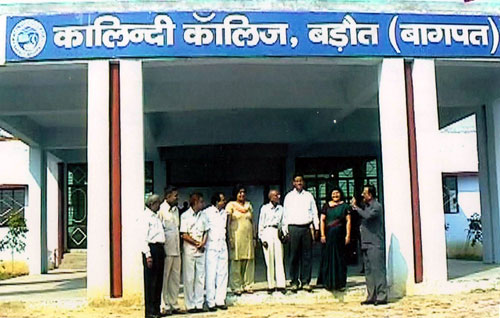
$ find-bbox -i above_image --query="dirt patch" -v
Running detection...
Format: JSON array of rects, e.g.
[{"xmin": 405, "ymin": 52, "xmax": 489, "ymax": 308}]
[{"xmin": 1, "ymin": 288, "xmax": 499, "ymax": 318}]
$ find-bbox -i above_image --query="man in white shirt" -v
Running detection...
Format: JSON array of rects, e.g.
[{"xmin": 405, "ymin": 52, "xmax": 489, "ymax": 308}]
[
  {"xmin": 204, "ymin": 192, "xmax": 229, "ymax": 311},
  {"xmin": 258, "ymin": 190, "xmax": 287, "ymax": 295},
  {"xmin": 142, "ymin": 194, "xmax": 166, "ymax": 318},
  {"xmin": 283, "ymin": 174, "xmax": 320, "ymax": 292},
  {"xmin": 180, "ymin": 193, "xmax": 208, "ymax": 313},
  {"xmin": 158, "ymin": 186, "xmax": 183, "ymax": 316}
]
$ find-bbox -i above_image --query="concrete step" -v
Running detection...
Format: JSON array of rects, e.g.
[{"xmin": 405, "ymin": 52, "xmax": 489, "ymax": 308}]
[{"xmin": 58, "ymin": 250, "xmax": 87, "ymax": 270}]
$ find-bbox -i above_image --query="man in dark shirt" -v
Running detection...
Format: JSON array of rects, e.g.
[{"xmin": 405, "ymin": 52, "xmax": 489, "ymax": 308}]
[{"xmin": 351, "ymin": 185, "xmax": 388, "ymax": 306}]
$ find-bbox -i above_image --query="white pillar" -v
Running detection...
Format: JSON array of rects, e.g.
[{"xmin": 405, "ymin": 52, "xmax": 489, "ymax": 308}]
[
  {"xmin": 476, "ymin": 106, "xmax": 493, "ymax": 263},
  {"xmin": 46, "ymin": 153, "xmax": 60, "ymax": 269},
  {"xmin": 378, "ymin": 58, "xmax": 415, "ymax": 296},
  {"xmin": 479, "ymin": 101, "xmax": 500, "ymax": 263},
  {"xmin": 26, "ymin": 147, "xmax": 47, "ymax": 274},
  {"xmin": 120, "ymin": 60, "xmax": 145, "ymax": 297},
  {"xmin": 87, "ymin": 61, "xmax": 111, "ymax": 298},
  {"xmin": 412, "ymin": 59, "xmax": 447, "ymax": 282}
]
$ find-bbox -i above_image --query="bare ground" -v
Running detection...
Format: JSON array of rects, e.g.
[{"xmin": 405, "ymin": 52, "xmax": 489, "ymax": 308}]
[{"xmin": 1, "ymin": 288, "xmax": 499, "ymax": 318}]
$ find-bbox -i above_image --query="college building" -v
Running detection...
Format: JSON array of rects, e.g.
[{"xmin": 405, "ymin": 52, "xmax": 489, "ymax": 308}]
[{"xmin": 0, "ymin": 0, "xmax": 499, "ymax": 300}]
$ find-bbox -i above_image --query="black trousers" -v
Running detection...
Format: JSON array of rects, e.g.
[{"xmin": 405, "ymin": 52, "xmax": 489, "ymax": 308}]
[
  {"xmin": 143, "ymin": 243, "xmax": 166, "ymax": 317},
  {"xmin": 362, "ymin": 245, "xmax": 387, "ymax": 302},
  {"xmin": 288, "ymin": 224, "xmax": 312, "ymax": 286}
]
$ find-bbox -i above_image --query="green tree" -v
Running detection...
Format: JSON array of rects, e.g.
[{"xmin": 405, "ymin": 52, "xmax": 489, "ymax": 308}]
[{"xmin": 0, "ymin": 214, "xmax": 29, "ymax": 272}]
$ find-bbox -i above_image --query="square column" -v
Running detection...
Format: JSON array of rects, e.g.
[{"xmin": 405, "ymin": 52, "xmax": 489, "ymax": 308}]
[
  {"xmin": 87, "ymin": 61, "xmax": 111, "ymax": 298},
  {"xmin": 477, "ymin": 102, "xmax": 500, "ymax": 263},
  {"xmin": 412, "ymin": 59, "xmax": 447, "ymax": 282},
  {"xmin": 378, "ymin": 58, "xmax": 415, "ymax": 296},
  {"xmin": 26, "ymin": 147, "xmax": 48, "ymax": 274},
  {"xmin": 46, "ymin": 153, "xmax": 61, "ymax": 269},
  {"xmin": 120, "ymin": 60, "xmax": 145, "ymax": 297}
]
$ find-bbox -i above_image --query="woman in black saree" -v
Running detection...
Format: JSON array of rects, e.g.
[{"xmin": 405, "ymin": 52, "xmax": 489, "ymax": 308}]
[{"xmin": 317, "ymin": 187, "xmax": 352, "ymax": 291}]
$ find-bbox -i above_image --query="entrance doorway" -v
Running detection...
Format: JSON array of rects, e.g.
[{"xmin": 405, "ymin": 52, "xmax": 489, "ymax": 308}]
[
  {"xmin": 143, "ymin": 58, "xmax": 383, "ymax": 284},
  {"xmin": 67, "ymin": 164, "xmax": 87, "ymax": 249}
]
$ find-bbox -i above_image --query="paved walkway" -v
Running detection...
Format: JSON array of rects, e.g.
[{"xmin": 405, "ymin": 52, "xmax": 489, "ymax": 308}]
[
  {"xmin": 0, "ymin": 269, "xmax": 86, "ymax": 305},
  {"xmin": 0, "ymin": 259, "xmax": 498, "ymax": 307}
]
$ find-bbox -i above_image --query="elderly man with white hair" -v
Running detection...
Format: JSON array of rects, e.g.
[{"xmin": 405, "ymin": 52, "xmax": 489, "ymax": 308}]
[
  {"xmin": 258, "ymin": 189, "xmax": 287, "ymax": 295},
  {"xmin": 141, "ymin": 194, "xmax": 166, "ymax": 318}
]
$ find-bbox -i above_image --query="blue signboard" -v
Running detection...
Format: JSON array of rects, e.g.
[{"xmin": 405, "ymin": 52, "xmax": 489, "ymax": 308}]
[{"xmin": 4, "ymin": 11, "xmax": 500, "ymax": 62}]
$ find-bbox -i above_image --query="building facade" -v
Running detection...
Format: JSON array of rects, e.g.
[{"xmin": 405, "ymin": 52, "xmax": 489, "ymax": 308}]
[{"xmin": 0, "ymin": 0, "xmax": 500, "ymax": 300}]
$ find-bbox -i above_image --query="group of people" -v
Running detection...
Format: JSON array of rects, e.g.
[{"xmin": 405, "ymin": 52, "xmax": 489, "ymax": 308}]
[{"xmin": 141, "ymin": 174, "xmax": 388, "ymax": 318}]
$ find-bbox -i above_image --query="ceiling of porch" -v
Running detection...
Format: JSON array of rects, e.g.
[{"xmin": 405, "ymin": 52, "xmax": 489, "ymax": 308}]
[{"xmin": 0, "ymin": 58, "xmax": 499, "ymax": 162}]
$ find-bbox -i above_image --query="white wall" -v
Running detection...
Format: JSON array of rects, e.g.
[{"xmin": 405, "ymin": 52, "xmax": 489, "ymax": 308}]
[
  {"xmin": 0, "ymin": 140, "xmax": 30, "ymax": 262},
  {"xmin": 439, "ymin": 118, "xmax": 482, "ymax": 258},
  {"xmin": 440, "ymin": 128, "xmax": 478, "ymax": 173}
]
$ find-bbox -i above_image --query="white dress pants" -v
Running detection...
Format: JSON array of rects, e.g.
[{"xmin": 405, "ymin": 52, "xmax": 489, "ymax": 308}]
[
  {"xmin": 161, "ymin": 255, "xmax": 181, "ymax": 311},
  {"xmin": 205, "ymin": 246, "xmax": 228, "ymax": 307},
  {"xmin": 182, "ymin": 253, "xmax": 205, "ymax": 310},
  {"xmin": 261, "ymin": 227, "xmax": 286, "ymax": 289}
]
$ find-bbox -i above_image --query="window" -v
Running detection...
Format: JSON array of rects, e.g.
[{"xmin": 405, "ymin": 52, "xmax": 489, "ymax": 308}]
[
  {"xmin": 364, "ymin": 159, "xmax": 378, "ymax": 190},
  {"xmin": 0, "ymin": 186, "xmax": 27, "ymax": 227},
  {"xmin": 299, "ymin": 157, "xmax": 379, "ymax": 209},
  {"xmin": 442, "ymin": 175, "xmax": 458, "ymax": 213}
]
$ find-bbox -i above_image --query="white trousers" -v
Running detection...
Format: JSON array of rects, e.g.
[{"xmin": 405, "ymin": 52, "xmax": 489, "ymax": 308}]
[
  {"xmin": 205, "ymin": 247, "xmax": 228, "ymax": 307},
  {"xmin": 182, "ymin": 253, "xmax": 205, "ymax": 310},
  {"xmin": 161, "ymin": 255, "xmax": 181, "ymax": 311},
  {"xmin": 261, "ymin": 227, "xmax": 286, "ymax": 289}
]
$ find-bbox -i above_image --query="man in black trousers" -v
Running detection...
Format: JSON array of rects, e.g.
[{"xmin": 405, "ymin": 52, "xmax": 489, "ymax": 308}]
[
  {"xmin": 282, "ymin": 174, "xmax": 320, "ymax": 292},
  {"xmin": 142, "ymin": 194, "xmax": 166, "ymax": 318},
  {"xmin": 351, "ymin": 185, "xmax": 388, "ymax": 306}
]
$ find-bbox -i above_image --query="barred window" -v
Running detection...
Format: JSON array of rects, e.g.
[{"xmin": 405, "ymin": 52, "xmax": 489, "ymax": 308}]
[{"xmin": 0, "ymin": 186, "xmax": 27, "ymax": 227}]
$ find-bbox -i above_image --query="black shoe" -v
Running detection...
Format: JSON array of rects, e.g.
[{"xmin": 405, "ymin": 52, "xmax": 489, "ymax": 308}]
[
  {"xmin": 290, "ymin": 284, "xmax": 299, "ymax": 293},
  {"xmin": 234, "ymin": 290, "xmax": 242, "ymax": 296},
  {"xmin": 375, "ymin": 300, "xmax": 388, "ymax": 306},
  {"xmin": 208, "ymin": 306, "xmax": 217, "ymax": 312},
  {"xmin": 216, "ymin": 304, "xmax": 228, "ymax": 310},
  {"xmin": 186, "ymin": 309, "xmax": 197, "ymax": 314},
  {"xmin": 361, "ymin": 300, "xmax": 375, "ymax": 305},
  {"xmin": 267, "ymin": 288, "xmax": 274, "ymax": 295},
  {"xmin": 277, "ymin": 288, "xmax": 287, "ymax": 295},
  {"xmin": 171, "ymin": 308, "xmax": 186, "ymax": 315}
]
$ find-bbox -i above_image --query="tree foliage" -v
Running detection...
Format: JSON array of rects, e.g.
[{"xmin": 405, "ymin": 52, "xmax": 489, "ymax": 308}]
[{"xmin": 0, "ymin": 214, "xmax": 29, "ymax": 256}]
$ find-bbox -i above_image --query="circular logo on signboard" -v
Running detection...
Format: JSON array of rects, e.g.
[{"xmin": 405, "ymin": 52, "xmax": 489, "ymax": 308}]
[{"xmin": 10, "ymin": 19, "xmax": 47, "ymax": 59}]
